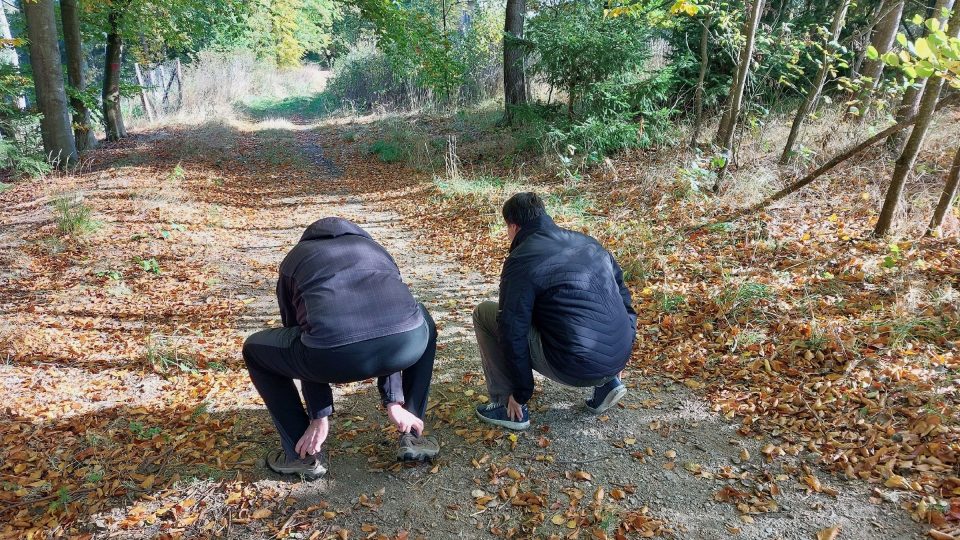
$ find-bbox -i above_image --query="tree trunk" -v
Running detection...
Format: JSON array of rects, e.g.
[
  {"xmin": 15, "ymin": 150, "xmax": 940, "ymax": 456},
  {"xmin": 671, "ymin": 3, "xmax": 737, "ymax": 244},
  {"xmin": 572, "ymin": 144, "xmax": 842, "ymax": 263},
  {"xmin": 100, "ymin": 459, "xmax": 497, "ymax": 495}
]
[
  {"xmin": 927, "ymin": 146, "xmax": 960, "ymax": 236},
  {"xmin": 887, "ymin": 0, "xmax": 953, "ymax": 152},
  {"xmin": 780, "ymin": 0, "xmax": 851, "ymax": 164},
  {"xmin": 853, "ymin": 0, "xmax": 905, "ymax": 118},
  {"xmin": 102, "ymin": 8, "xmax": 127, "ymax": 141},
  {"xmin": 503, "ymin": 0, "xmax": 527, "ymax": 125},
  {"xmin": 22, "ymin": 0, "xmax": 77, "ymax": 166},
  {"xmin": 690, "ymin": 13, "xmax": 712, "ymax": 148},
  {"xmin": 60, "ymin": 0, "xmax": 96, "ymax": 152},
  {"xmin": 0, "ymin": 3, "xmax": 26, "ymax": 110},
  {"xmin": 713, "ymin": 0, "xmax": 764, "ymax": 190},
  {"xmin": 874, "ymin": 4, "xmax": 960, "ymax": 236}
]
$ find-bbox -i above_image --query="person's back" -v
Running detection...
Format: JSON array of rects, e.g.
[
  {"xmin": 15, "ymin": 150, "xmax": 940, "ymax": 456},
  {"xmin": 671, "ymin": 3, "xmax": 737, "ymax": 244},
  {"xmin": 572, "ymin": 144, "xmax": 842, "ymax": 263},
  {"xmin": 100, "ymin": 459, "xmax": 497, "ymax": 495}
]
[
  {"xmin": 504, "ymin": 216, "xmax": 635, "ymax": 383},
  {"xmin": 278, "ymin": 218, "xmax": 423, "ymax": 348}
]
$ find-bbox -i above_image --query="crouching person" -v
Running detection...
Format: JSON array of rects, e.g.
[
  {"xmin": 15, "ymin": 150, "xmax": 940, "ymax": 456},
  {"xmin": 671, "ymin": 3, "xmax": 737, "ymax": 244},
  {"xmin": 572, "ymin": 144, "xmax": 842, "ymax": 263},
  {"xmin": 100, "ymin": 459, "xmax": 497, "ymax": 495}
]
[
  {"xmin": 243, "ymin": 217, "xmax": 438, "ymax": 479},
  {"xmin": 473, "ymin": 192, "xmax": 637, "ymax": 430}
]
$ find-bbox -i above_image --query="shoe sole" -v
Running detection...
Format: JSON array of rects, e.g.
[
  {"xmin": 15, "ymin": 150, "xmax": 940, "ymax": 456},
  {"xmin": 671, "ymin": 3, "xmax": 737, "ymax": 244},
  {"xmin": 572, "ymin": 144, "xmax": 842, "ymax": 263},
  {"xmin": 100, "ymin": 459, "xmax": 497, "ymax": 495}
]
[
  {"xmin": 397, "ymin": 449, "xmax": 439, "ymax": 462},
  {"xmin": 475, "ymin": 409, "xmax": 530, "ymax": 430},
  {"xmin": 267, "ymin": 463, "xmax": 327, "ymax": 480},
  {"xmin": 585, "ymin": 385, "xmax": 627, "ymax": 414},
  {"xmin": 266, "ymin": 452, "xmax": 327, "ymax": 480}
]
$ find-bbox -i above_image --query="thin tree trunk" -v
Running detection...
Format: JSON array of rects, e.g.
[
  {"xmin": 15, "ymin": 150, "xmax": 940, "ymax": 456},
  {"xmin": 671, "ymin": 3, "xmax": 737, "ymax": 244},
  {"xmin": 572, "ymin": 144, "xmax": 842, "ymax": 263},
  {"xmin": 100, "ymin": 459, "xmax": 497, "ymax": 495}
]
[
  {"xmin": 690, "ymin": 13, "xmax": 712, "ymax": 148},
  {"xmin": 853, "ymin": 0, "xmax": 905, "ymax": 118},
  {"xmin": 102, "ymin": 7, "xmax": 127, "ymax": 141},
  {"xmin": 927, "ymin": 146, "xmax": 960, "ymax": 236},
  {"xmin": 887, "ymin": 0, "xmax": 953, "ymax": 152},
  {"xmin": 780, "ymin": 0, "xmax": 851, "ymax": 164},
  {"xmin": 60, "ymin": 0, "xmax": 96, "ymax": 152},
  {"xmin": 699, "ymin": 93, "xmax": 960, "ymax": 228},
  {"xmin": 503, "ymin": 0, "xmax": 527, "ymax": 125},
  {"xmin": 0, "ymin": 3, "xmax": 26, "ymax": 110},
  {"xmin": 22, "ymin": 0, "xmax": 77, "ymax": 166},
  {"xmin": 874, "ymin": 5, "xmax": 960, "ymax": 236},
  {"xmin": 713, "ymin": 0, "xmax": 765, "ymax": 190}
]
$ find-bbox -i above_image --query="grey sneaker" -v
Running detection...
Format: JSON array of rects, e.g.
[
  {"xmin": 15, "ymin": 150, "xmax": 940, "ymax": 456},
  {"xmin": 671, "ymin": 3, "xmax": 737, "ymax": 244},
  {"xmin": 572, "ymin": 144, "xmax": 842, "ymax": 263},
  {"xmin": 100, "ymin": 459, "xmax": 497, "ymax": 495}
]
[
  {"xmin": 266, "ymin": 448, "xmax": 327, "ymax": 479},
  {"xmin": 397, "ymin": 433, "xmax": 440, "ymax": 461}
]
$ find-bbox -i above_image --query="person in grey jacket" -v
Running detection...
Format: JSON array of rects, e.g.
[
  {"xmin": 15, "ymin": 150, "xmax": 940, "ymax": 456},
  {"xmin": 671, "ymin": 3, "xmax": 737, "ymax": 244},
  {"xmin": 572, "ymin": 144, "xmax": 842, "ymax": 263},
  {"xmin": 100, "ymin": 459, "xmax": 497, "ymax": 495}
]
[
  {"xmin": 474, "ymin": 192, "xmax": 637, "ymax": 430},
  {"xmin": 242, "ymin": 217, "xmax": 438, "ymax": 479}
]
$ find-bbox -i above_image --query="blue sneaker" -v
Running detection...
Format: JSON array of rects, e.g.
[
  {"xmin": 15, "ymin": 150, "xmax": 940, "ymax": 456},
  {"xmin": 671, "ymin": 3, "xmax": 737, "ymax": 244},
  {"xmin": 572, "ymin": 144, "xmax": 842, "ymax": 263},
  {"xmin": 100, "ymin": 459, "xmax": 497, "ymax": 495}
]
[
  {"xmin": 585, "ymin": 377, "xmax": 627, "ymax": 414},
  {"xmin": 475, "ymin": 402, "xmax": 530, "ymax": 430}
]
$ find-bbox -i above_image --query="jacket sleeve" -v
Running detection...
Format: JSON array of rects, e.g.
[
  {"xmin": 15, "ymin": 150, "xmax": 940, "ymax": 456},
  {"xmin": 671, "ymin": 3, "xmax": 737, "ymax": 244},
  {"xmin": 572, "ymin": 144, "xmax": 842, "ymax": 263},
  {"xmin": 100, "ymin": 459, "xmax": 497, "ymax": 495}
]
[
  {"xmin": 498, "ymin": 258, "xmax": 537, "ymax": 404},
  {"xmin": 609, "ymin": 252, "xmax": 638, "ymax": 333},
  {"xmin": 276, "ymin": 271, "xmax": 298, "ymax": 328}
]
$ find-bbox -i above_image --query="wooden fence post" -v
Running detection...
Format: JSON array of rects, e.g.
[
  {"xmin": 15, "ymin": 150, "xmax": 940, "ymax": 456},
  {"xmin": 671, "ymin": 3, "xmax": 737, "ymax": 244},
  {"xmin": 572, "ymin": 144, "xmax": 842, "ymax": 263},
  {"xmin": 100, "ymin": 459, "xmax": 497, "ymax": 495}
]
[{"xmin": 134, "ymin": 62, "xmax": 155, "ymax": 121}]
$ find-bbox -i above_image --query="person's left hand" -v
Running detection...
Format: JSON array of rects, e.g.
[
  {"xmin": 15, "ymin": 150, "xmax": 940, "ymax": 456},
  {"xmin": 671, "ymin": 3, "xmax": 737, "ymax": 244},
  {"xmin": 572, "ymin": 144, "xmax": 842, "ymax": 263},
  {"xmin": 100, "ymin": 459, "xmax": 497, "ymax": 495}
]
[
  {"xmin": 506, "ymin": 395, "xmax": 524, "ymax": 421},
  {"xmin": 295, "ymin": 417, "xmax": 329, "ymax": 458}
]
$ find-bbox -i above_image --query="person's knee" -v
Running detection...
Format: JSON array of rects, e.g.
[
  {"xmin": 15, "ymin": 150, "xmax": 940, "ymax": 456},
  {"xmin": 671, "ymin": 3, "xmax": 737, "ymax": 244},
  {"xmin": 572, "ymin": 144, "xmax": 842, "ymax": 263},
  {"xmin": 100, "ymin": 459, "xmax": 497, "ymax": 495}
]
[{"xmin": 473, "ymin": 301, "xmax": 497, "ymax": 328}]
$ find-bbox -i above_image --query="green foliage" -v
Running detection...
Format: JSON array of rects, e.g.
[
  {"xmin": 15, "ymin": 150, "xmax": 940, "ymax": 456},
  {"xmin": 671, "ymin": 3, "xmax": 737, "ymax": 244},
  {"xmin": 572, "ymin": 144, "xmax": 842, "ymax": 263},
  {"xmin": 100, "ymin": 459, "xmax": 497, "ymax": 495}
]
[
  {"xmin": 870, "ymin": 14, "xmax": 960, "ymax": 87},
  {"xmin": 128, "ymin": 420, "xmax": 163, "ymax": 440},
  {"xmin": 369, "ymin": 139, "xmax": 404, "ymax": 163},
  {"xmin": 527, "ymin": 0, "xmax": 651, "ymax": 114},
  {"xmin": 52, "ymin": 197, "xmax": 99, "ymax": 237},
  {"xmin": 136, "ymin": 257, "xmax": 162, "ymax": 275}
]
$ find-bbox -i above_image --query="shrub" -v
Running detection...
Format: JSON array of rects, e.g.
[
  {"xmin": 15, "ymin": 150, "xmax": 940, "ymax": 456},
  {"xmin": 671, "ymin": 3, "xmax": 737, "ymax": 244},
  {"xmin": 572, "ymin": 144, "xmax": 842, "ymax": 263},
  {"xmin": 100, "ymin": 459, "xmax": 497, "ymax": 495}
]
[
  {"xmin": 52, "ymin": 196, "xmax": 98, "ymax": 237},
  {"xmin": 326, "ymin": 42, "xmax": 420, "ymax": 110}
]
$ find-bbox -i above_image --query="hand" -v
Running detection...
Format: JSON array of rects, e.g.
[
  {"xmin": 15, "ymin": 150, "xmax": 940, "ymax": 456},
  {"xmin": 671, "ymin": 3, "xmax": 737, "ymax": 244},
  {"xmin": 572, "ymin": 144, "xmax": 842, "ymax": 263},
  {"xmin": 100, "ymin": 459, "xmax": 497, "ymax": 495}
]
[
  {"xmin": 507, "ymin": 395, "xmax": 524, "ymax": 421},
  {"xmin": 386, "ymin": 402, "xmax": 424, "ymax": 436},
  {"xmin": 295, "ymin": 417, "xmax": 329, "ymax": 459}
]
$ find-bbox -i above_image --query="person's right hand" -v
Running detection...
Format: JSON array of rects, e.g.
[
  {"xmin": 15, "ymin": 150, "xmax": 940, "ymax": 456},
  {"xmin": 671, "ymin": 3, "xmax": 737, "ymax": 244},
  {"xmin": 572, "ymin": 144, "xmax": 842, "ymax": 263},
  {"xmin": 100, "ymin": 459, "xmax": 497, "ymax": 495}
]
[
  {"xmin": 386, "ymin": 402, "xmax": 424, "ymax": 436},
  {"xmin": 295, "ymin": 417, "xmax": 329, "ymax": 458}
]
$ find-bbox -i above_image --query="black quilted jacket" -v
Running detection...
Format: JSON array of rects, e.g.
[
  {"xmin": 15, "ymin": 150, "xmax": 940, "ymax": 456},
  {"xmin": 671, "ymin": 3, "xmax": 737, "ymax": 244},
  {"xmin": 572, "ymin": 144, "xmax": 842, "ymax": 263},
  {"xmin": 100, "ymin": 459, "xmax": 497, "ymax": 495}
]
[{"xmin": 498, "ymin": 214, "xmax": 637, "ymax": 404}]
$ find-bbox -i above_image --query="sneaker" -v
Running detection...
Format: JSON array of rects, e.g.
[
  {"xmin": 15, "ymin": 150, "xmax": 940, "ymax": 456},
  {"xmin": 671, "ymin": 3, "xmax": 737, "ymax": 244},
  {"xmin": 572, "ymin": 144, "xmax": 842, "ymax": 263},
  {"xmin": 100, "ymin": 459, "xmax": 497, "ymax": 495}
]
[
  {"xmin": 397, "ymin": 432, "xmax": 440, "ymax": 461},
  {"xmin": 585, "ymin": 377, "xmax": 627, "ymax": 414},
  {"xmin": 475, "ymin": 402, "xmax": 530, "ymax": 430},
  {"xmin": 266, "ymin": 448, "xmax": 327, "ymax": 480}
]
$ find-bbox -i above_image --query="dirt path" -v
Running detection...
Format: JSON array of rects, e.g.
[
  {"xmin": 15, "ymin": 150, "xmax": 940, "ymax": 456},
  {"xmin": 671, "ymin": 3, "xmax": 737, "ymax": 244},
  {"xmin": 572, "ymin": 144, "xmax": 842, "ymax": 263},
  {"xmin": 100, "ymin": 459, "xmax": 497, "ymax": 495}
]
[
  {"xmin": 219, "ymin": 121, "xmax": 927, "ymax": 539},
  {"xmin": 0, "ymin": 118, "xmax": 929, "ymax": 539}
]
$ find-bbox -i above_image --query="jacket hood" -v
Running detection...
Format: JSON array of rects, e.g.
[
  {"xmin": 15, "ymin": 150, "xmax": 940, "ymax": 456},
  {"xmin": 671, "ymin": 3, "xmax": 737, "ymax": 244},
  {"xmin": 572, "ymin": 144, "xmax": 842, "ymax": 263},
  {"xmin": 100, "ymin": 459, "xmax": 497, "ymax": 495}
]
[
  {"xmin": 510, "ymin": 213, "xmax": 557, "ymax": 252},
  {"xmin": 300, "ymin": 217, "xmax": 372, "ymax": 242}
]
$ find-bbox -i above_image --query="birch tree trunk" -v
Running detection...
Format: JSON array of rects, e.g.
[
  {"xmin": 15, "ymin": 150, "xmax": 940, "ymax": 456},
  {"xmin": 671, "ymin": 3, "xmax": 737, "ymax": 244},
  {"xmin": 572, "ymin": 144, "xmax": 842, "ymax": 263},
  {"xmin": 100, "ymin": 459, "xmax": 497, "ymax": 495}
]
[{"xmin": 853, "ymin": 0, "xmax": 905, "ymax": 118}]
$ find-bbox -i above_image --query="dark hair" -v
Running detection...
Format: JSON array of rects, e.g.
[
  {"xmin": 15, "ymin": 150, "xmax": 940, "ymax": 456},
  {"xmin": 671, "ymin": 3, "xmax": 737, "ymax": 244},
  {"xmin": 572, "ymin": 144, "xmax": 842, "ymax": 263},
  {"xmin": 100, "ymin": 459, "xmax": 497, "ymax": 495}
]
[{"xmin": 502, "ymin": 192, "xmax": 546, "ymax": 227}]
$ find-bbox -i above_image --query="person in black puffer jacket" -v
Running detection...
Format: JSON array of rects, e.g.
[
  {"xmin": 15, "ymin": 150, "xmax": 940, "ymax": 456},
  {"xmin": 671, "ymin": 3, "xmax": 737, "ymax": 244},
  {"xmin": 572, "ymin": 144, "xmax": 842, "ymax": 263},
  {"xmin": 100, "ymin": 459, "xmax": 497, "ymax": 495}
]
[
  {"xmin": 242, "ymin": 218, "xmax": 439, "ymax": 479},
  {"xmin": 473, "ymin": 192, "xmax": 637, "ymax": 430}
]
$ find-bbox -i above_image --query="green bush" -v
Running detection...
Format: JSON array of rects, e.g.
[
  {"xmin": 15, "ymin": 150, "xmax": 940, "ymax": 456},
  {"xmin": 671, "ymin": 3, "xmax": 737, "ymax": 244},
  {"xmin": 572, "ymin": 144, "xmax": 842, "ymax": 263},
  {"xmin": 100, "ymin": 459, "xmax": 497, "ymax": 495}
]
[
  {"xmin": 326, "ymin": 42, "xmax": 416, "ymax": 110},
  {"xmin": 369, "ymin": 139, "xmax": 404, "ymax": 163}
]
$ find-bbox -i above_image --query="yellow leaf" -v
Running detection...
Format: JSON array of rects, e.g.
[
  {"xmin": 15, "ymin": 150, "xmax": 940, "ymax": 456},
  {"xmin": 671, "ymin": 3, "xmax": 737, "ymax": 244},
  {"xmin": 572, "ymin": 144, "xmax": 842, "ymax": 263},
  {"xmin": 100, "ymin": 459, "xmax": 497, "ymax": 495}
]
[
  {"xmin": 252, "ymin": 508, "xmax": 271, "ymax": 519},
  {"xmin": 816, "ymin": 525, "xmax": 841, "ymax": 540},
  {"xmin": 884, "ymin": 475, "xmax": 911, "ymax": 489},
  {"xmin": 552, "ymin": 514, "xmax": 566, "ymax": 525},
  {"xmin": 140, "ymin": 475, "xmax": 155, "ymax": 489}
]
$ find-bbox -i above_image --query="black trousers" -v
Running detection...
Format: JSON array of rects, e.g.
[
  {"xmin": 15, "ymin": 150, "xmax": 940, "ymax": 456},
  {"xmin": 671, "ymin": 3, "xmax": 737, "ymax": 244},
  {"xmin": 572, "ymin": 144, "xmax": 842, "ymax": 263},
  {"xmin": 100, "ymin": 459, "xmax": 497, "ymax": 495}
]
[{"xmin": 242, "ymin": 304, "xmax": 437, "ymax": 459}]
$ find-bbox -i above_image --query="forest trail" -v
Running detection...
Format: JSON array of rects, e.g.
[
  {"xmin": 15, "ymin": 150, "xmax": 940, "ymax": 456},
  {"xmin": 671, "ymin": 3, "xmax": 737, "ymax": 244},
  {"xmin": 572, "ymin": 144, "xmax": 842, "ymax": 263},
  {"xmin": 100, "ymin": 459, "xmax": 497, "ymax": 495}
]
[{"xmin": 0, "ymin": 117, "xmax": 928, "ymax": 539}]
